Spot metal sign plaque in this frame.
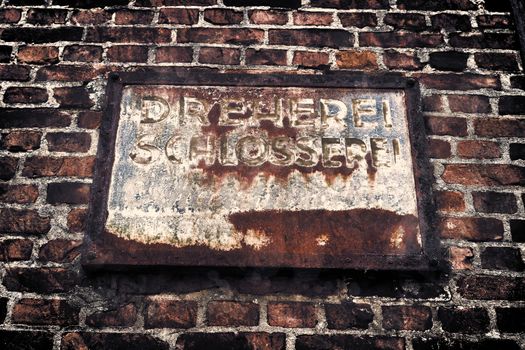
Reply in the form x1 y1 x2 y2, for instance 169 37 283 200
84 69 438 270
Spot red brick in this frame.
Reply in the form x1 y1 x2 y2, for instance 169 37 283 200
472 191 517 214
382 305 432 331
77 111 103 129
3 267 79 293
0 157 17 180
204 9 243 25
144 299 197 328
442 164 525 186
107 45 149 62
338 12 377 27
457 275 525 300
427 139 451 159
422 95 444 112
384 13 427 31
199 47 240 65
0 9 22 23
158 8 199 24
22 156 95 178
0 109 70 128
325 302 373 330
17 46 59 64
267 302 317 328
425 116 467 136
61 332 169 350
46 132 91 153
4 87 48 104
114 10 154 25
0 239 33 261
248 10 288 25
12 299 79 326
439 217 504 241
26 9 67 25
311 0 389 9
397 0 476 10
415 73 501 90
431 14 471 31
474 118 525 137
155 46 193 63
71 9 111 25
86 303 138 327
477 15 513 29
0 209 50 234
206 301 259 326
1 27 83 44
360 32 443 48
179 28 264 45
293 11 333 25
63 45 103 62
0 65 31 81
39 239 82 263
246 49 287 66
293 51 330 69
67 208 87 233
297 335 404 350
438 307 489 334
85 27 172 43
383 50 423 70
448 95 491 113
1 131 41 152
175 333 285 350
449 33 517 49
54 86 94 108
47 182 91 204
336 50 378 70
475 52 519 72
449 246 474 270
0 184 39 204
36 65 98 82
456 140 501 159
481 247 524 272
435 191 465 212
269 29 352 47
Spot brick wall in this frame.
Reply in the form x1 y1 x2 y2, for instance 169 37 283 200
0 0 524 349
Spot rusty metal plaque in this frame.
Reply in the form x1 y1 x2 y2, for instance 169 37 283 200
83 69 438 270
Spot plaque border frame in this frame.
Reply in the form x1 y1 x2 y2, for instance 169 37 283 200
82 68 441 271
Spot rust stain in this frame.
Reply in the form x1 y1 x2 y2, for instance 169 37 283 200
229 209 421 255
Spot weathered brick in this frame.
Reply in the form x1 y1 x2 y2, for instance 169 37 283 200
430 14 471 31
71 9 111 25
1 131 41 152
413 338 520 350
175 332 286 350
481 247 524 271
17 46 59 64
249 10 288 25
267 302 317 328
477 15 513 29
85 27 172 43
0 184 39 204
415 73 500 90
47 182 91 205
63 45 103 62
179 28 264 45
428 51 469 72
22 156 95 178
397 0 476 10
325 302 373 330
0 9 22 23
438 307 489 333
0 209 51 234
0 157 17 180
0 108 70 128
0 298 6 323
456 140 501 159
496 308 525 333
427 139 451 159
0 330 53 350
0 239 33 261
46 132 91 153
336 50 378 70
12 298 79 326
310 0 389 9
435 191 465 212
510 143 525 160
26 9 68 25
199 47 240 65
425 116 467 136
4 87 48 104
67 208 88 232
54 86 94 108
472 191 517 214
204 9 243 25
144 299 197 328
383 50 423 70
456 275 525 300
474 118 525 137
86 303 138 327
294 11 333 26
293 51 330 69
36 65 98 82
39 239 82 263
449 33 517 49
360 32 443 48
475 52 519 71
449 246 474 270
62 332 169 350
0 45 12 63
269 29 353 48
439 217 503 241
448 95 490 113
114 10 154 25
155 46 193 63
77 111 103 129
484 0 513 12
107 45 149 62
338 12 377 27
246 49 287 66
297 335 404 350
382 305 432 331
442 164 525 186
3 267 79 293
53 0 129 6
422 95 444 112
0 65 31 81
158 8 199 24
384 13 426 31
499 96 525 115
511 220 525 242
1 27 84 43
206 301 259 326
